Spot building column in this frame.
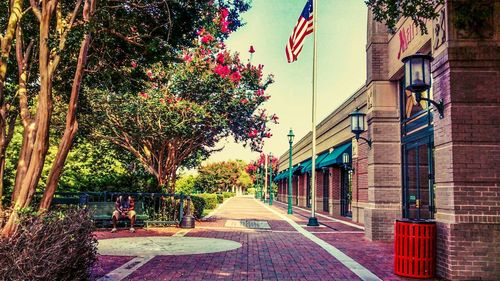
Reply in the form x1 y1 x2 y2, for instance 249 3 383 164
432 2 500 279
364 82 402 241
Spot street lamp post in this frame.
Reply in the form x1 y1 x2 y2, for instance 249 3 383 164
255 166 260 199
269 152 273 206
260 164 264 202
287 129 295 214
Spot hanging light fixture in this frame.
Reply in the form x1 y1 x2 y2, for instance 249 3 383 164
402 52 444 118
349 108 372 148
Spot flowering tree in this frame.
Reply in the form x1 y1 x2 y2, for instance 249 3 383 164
246 153 279 182
92 7 277 191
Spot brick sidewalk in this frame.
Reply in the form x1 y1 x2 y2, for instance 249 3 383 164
93 196 438 281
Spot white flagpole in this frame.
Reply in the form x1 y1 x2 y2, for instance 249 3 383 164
308 0 319 226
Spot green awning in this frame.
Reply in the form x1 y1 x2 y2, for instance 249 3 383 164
291 164 302 174
302 151 330 173
274 171 285 181
300 159 312 174
317 142 352 168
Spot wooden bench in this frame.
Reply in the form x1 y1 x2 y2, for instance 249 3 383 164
87 202 149 226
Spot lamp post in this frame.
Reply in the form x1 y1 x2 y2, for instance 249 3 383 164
255 165 260 199
269 152 273 205
260 164 264 202
402 52 443 118
349 108 372 148
287 129 295 214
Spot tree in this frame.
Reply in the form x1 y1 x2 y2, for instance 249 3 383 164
90 6 277 191
195 160 249 193
0 0 23 211
175 174 198 195
365 0 444 34
1 0 253 236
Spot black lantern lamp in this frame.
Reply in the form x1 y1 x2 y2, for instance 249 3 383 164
349 108 372 148
287 129 295 145
342 152 354 173
402 52 444 118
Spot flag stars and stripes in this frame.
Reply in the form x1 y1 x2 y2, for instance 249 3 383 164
285 0 314 63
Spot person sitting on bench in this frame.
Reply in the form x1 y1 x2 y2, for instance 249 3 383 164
111 194 136 233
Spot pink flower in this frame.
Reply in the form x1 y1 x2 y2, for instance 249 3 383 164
216 53 225 64
255 89 264 96
197 28 206 35
138 92 148 99
248 129 258 138
221 20 230 33
201 33 214 44
217 42 226 49
265 132 272 138
146 70 153 78
183 54 193 62
220 8 230 18
230 71 242 83
213 64 231 78
240 98 248 104
131 61 137 68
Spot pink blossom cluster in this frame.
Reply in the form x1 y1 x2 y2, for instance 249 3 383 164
220 8 230 33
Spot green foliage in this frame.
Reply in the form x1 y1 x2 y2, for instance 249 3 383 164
216 194 224 204
453 1 494 38
197 193 218 210
2 126 158 199
365 0 444 34
175 175 198 194
195 160 249 193
246 187 256 195
222 192 235 198
189 195 206 219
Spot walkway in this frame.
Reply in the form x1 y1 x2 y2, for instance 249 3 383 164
92 196 422 281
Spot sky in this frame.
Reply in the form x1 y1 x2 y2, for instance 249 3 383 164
204 0 368 165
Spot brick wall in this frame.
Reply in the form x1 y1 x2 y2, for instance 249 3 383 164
430 2 500 279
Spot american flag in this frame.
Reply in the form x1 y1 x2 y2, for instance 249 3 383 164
285 0 314 63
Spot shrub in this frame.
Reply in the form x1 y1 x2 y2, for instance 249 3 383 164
189 195 206 219
246 187 256 195
0 208 98 281
222 191 235 198
197 193 218 209
216 193 224 204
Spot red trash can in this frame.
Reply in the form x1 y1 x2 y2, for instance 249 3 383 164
394 219 436 279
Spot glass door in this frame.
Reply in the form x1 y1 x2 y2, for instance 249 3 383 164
306 173 311 208
402 137 435 219
323 171 329 212
340 169 352 217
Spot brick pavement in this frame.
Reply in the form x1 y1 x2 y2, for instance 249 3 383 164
94 196 440 281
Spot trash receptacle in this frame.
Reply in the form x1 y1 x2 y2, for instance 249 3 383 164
394 219 436 278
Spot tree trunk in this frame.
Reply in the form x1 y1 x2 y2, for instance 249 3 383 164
39 15 93 211
0 0 23 212
2 3 55 237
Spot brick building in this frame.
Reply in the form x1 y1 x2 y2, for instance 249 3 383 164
274 2 499 280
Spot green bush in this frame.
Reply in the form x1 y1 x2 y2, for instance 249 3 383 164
222 192 235 198
197 193 218 209
216 194 224 204
246 187 256 195
189 195 206 219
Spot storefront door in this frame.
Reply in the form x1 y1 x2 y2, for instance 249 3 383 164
402 137 435 219
340 169 352 217
306 173 311 208
323 172 329 212
400 79 436 219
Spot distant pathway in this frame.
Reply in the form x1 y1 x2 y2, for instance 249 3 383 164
93 196 418 281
